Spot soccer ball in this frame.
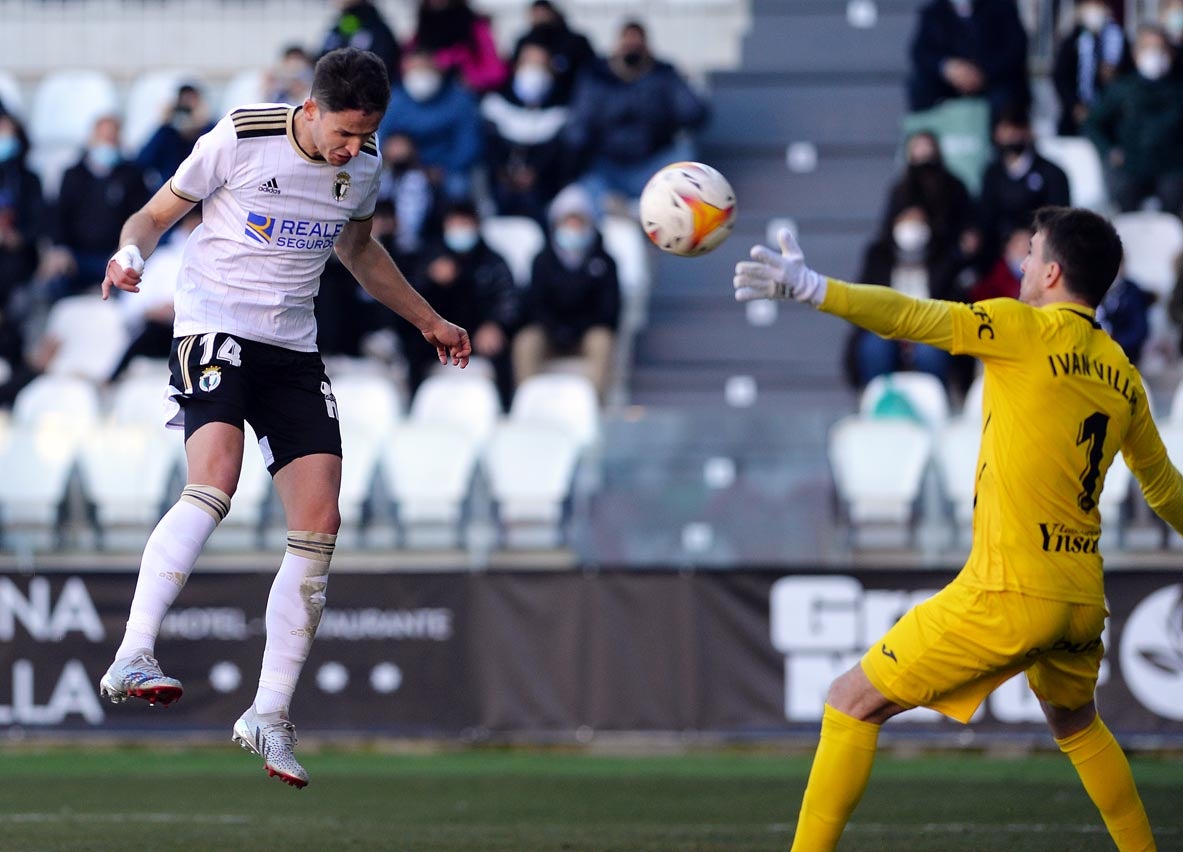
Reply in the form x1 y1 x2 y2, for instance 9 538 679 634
639 161 737 257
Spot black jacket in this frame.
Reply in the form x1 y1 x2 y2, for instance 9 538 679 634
321 1 402 84
978 152 1070 255
55 159 150 257
413 239 520 340
524 236 620 350
908 0 1030 113
1052 24 1131 136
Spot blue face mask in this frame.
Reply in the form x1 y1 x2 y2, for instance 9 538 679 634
444 226 479 254
0 135 18 163
554 225 594 254
88 143 121 171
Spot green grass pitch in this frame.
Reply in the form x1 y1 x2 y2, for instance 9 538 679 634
0 747 1179 851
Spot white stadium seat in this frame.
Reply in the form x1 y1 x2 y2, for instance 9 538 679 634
0 71 27 120
962 373 985 421
39 295 129 383
77 424 179 539
510 373 599 451
28 69 119 197
829 414 933 528
13 374 101 438
484 422 582 547
1036 136 1108 212
0 424 80 546
1112 212 1183 299
380 423 481 548
480 216 545 287
602 214 652 332
109 374 173 428
206 423 272 549
859 372 950 431
409 373 501 446
123 69 197 156
219 69 266 115
329 373 403 445
935 417 982 531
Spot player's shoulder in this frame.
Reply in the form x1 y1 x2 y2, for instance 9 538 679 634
229 102 291 140
360 133 378 158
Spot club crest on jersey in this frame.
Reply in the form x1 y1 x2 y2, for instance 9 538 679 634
332 171 351 202
244 212 275 244
198 366 222 392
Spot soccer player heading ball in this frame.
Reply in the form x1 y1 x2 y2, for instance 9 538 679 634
98 47 471 788
735 207 1182 851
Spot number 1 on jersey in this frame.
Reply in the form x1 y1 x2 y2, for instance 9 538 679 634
1076 411 1109 512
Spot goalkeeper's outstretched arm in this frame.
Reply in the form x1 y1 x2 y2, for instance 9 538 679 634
733 227 956 352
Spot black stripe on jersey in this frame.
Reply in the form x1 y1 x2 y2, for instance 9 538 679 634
236 126 287 139
233 117 287 129
231 106 288 120
169 179 200 203
360 135 378 156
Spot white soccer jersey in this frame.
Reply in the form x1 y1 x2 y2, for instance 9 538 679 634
169 103 381 352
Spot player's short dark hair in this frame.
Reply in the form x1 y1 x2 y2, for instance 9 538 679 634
312 47 390 115
1033 207 1123 308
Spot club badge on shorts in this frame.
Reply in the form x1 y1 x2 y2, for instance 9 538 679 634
333 171 351 202
199 365 222 392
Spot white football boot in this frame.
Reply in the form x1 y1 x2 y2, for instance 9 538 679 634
232 705 309 789
98 650 183 707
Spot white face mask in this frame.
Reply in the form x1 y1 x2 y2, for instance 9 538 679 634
1079 4 1110 33
403 69 442 102
1136 48 1171 80
893 221 931 253
513 65 553 105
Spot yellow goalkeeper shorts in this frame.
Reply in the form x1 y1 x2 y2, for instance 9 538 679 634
860 580 1107 723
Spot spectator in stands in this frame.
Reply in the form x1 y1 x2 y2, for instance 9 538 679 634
379 49 483 200
405 200 519 407
320 0 401 85
564 20 709 216
513 185 619 403
264 45 315 104
1084 25 1183 214
845 204 965 389
968 225 1026 301
410 0 508 95
135 84 215 191
0 304 25 408
1167 255 1183 352
377 132 441 258
43 116 149 300
1161 0 1183 55
0 113 45 312
511 0 597 105
1053 0 1130 136
882 131 980 266
109 208 201 381
481 38 570 222
1097 273 1153 364
978 107 1070 260
907 0 1031 114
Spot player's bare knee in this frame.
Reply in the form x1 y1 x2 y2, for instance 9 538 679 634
1042 698 1096 739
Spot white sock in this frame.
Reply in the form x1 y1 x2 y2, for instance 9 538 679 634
254 531 335 715
115 485 230 660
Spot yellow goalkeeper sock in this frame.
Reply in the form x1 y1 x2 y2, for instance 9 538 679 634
790 703 880 852
1057 715 1156 852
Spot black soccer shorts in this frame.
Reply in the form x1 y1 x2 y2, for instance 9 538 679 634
167 332 342 475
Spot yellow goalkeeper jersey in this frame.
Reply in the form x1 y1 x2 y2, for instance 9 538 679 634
822 282 1183 605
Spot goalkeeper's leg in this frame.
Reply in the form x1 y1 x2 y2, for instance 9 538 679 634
1047 700 1157 852
790 665 905 852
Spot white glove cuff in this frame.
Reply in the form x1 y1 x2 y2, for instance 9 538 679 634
112 245 144 275
797 268 828 306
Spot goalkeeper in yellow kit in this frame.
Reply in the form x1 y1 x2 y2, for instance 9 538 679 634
734 207 1183 852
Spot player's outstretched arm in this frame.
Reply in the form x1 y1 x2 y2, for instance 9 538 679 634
102 183 196 300
732 227 956 351
1124 408 1183 535
335 218 471 367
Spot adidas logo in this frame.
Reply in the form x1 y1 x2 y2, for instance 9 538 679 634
257 177 281 195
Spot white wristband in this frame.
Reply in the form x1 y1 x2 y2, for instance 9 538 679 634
112 245 144 274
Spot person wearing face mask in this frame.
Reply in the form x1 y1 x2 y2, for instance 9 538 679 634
377 133 441 257
563 20 708 216
513 185 620 403
908 0 1031 115
0 113 45 312
978 107 1069 262
406 200 520 407
46 115 149 300
264 45 316 105
135 83 216 191
1085 25 1183 214
409 0 508 95
379 49 482 201
511 1 596 105
481 39 570 222
1053 0 1131 135
844 203 966 389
